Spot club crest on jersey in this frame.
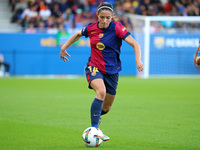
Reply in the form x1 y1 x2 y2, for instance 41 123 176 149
91 72 96 76
96 42 105 50
99 33 104 38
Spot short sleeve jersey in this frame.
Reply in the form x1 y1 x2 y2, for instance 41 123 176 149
82 21 130 75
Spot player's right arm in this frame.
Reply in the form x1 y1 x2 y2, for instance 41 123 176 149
124 35 143 72
60 30 83 62
194 44 200 66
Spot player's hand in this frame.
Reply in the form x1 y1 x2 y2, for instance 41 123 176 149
59 50 71 62
136 60 143 72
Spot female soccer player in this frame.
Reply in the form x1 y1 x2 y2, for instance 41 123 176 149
59 2 143 141
194 40 200 66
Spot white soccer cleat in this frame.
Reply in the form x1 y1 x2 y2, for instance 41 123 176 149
101 134 110 141
98 117 101 127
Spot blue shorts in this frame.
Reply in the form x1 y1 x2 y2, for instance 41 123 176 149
85 66 119 95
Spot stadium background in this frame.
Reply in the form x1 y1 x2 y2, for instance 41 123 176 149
0 1 200 149
0 0 200 76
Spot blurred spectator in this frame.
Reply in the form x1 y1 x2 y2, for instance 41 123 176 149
123 0 132 13
11 0 27 23
68 22 80 35
75 8 84 25
8 0 200 33
37 21 46 33
121 17 133 30
160 12 175 28
170 5 182 16
115 2 124 17
38 0 46 11
59 0 70 13
39 5 51 21
52 4 62 18
58 23 66 32
21 5 38 20
46 15 55 28
45 0 53 5
25 22 37 33
47 23 59 34
10 0 16 12
62 8 74 23
188 3 200 16
20 15 31 29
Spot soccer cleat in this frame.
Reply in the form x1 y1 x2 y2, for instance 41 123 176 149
98 117 101 127
101 134 110 141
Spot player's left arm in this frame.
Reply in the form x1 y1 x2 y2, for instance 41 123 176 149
60 30 83 62
124 35 143 72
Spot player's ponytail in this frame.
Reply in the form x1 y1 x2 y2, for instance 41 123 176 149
97 2 118 22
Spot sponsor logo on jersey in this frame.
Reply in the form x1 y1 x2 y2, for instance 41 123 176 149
96 42 105 50
99 33 104 38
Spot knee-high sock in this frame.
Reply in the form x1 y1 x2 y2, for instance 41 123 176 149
90 98 103 128
101 109 109 116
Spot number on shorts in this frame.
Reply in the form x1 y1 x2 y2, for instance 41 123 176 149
88 66 99 74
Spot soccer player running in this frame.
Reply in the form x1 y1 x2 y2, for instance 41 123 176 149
59 2 143 141
194 39 200 66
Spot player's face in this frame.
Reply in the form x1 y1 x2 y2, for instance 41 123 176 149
97 10 113 29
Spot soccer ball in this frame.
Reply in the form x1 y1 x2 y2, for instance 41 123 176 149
82 127 104 147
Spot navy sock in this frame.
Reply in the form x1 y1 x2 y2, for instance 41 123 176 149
101 109 108 116
90 98 103 128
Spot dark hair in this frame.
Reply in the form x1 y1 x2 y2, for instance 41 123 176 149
97 2 118 22
97 2 113 14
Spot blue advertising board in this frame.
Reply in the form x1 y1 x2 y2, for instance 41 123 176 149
0 32 199 76
150 34 200 75
0 33 136 76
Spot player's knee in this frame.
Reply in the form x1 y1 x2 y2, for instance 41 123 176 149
96 89 106 100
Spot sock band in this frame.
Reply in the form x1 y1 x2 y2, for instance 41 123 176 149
101 109 108 116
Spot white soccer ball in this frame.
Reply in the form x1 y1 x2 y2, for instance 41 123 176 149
82 127 104 147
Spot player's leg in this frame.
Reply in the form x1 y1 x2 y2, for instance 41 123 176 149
89 82 111 142
89 79 106 128
87 75 110 141
101 73 119 116
101 93 115 115
85 66 106 128
100 93 115 141
99 94 115 126
98 73 118 142
90 78 106 100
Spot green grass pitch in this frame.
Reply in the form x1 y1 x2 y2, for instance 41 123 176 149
0 76 200 150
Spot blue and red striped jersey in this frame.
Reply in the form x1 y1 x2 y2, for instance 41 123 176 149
82 21 130 75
